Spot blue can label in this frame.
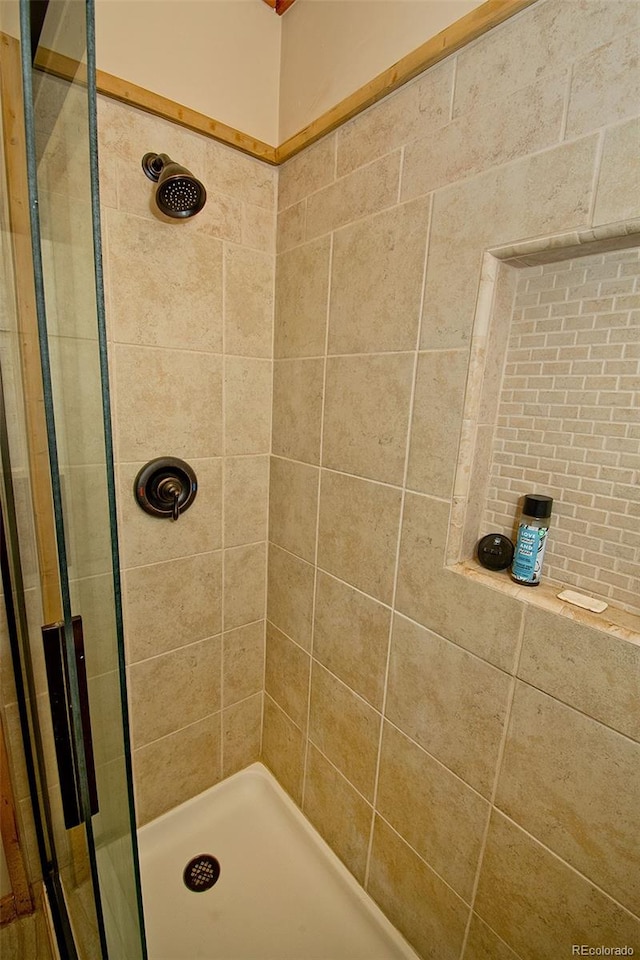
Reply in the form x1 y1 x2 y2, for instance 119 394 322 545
511 523 548 584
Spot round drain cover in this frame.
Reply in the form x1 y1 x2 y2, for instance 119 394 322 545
183 854 220 892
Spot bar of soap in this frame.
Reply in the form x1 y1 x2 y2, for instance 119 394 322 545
557 589 608 613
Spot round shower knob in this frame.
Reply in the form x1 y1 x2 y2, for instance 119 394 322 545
134 458 197 521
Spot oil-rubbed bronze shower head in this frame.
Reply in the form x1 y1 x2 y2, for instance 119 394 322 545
142 152 207 219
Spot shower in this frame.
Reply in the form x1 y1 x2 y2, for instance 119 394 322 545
141 151 207 218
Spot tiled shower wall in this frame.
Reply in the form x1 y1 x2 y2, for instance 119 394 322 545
265 2 640 960
97 100 275 824
484 247 640 614
90 1 640 958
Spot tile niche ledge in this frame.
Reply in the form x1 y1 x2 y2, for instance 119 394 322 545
451 559 640 647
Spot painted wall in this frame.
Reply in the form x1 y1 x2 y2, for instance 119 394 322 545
95 0 282 145
278 0 482 141
268 1 640 957
3 0 485 145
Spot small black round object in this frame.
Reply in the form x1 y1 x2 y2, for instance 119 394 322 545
477 533 514 571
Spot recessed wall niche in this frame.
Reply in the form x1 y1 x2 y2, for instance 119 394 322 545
449 227 640 617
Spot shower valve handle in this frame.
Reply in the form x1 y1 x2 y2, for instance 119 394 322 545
156 477 182 521
134 458 197 521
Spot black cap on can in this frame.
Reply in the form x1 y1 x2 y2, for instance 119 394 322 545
477 533 515 571
523 494 553 519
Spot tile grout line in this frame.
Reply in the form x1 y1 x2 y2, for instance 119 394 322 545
587 129 606 230
559 63 574 143
220 240 228 777
457 607 528 960
261 197 279 760
300 229 334 811
449 54 458 123
364 191 434 890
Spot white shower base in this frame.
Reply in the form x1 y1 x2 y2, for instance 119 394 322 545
138 762 419 960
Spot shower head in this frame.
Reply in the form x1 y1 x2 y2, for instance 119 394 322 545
142 152 207 219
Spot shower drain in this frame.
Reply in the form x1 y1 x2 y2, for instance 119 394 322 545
183 854 221 892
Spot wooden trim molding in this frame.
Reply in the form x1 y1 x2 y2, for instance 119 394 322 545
276 0 538 162
5 0 537 166
262 0 298 15
0 32 63 622
95 69 278 164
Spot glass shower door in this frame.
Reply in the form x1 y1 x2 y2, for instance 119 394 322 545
10 0 147 956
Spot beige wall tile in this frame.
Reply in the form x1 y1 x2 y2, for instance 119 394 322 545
308 663 381 800
267 544 315 649
386 614 511 796
594 118 640 226
367 816 469 960
88 671 129 766
0 909 53 960
402 72 566 200
566 31 640 139
322 354 414 485
189 190 244 244
106 210 222 351
306 151 401 240
223 542 266 630
114 345 223 461
134 713 221 825
3 703 30 802
224 358 271 456
119 457 222 568
278 134 336 211
224 456 269 548
269 457 319 562
48 338 106 465
224 245 274 358
318 471 402 604
377 722 489 901
124 551 222 663
463 915 522 960
261 694 305 804
453 0 638 119
60 465 113 578
274 237 331 358
272 359 324 464
474 812 640 960
407 350 468 498
421 136 598 351
242 203 275 255
204 141 276 210
129 634 221 748
328 198 429 355
396 494 522 671
223 620 265 707
222 693 262 778
302 744 373 884
518 606 640 741
277 201 306 254
265 622 310 729
496 682 640 914
336 62 453 178
313 571 391 710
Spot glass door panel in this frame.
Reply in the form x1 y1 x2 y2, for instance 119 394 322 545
16 0 147 956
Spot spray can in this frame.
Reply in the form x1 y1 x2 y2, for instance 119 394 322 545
511 494 553 586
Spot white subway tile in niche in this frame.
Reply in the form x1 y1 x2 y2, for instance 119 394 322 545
449 233 640 618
